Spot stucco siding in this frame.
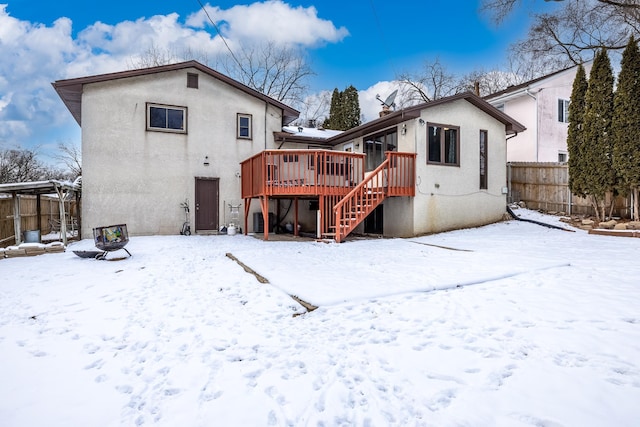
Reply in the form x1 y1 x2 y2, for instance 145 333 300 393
411 100 507 234
81 67 282 238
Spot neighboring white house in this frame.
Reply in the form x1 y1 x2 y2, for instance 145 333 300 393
484 62 592 163
53 61 525 241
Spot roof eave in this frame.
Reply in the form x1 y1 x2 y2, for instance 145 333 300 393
52 60 300 127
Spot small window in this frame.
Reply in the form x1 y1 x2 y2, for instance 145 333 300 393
480 130 488 189
558 152 568 163
146 103 187 133
187 73 199 89
428 123 459 166
237 113 252 139
558 99 570 123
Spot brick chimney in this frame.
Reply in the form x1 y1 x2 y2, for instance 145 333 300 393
379 105 392 117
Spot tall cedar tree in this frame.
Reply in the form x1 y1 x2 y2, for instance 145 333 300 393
612 36 640 221
582 49 615 222
324 86 361 131
324 88 342 130
567 64 588 197
341 85 362 129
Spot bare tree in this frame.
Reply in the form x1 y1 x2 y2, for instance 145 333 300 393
482 0 640 67
397 57 466 103
128 43 213 69
52 141 82 180
0 149 45 183
219 41 315 106
292 91 331 128
130 41 314 107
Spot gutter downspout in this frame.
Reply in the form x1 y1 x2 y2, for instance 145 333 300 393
265 101 269 150
525 88 538 162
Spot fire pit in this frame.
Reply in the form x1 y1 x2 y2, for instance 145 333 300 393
73 224 131 260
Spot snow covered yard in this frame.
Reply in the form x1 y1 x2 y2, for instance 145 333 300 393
1 211 639 426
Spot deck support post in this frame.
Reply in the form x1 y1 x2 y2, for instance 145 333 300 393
243 198 251 235
260 196 270 240
294 197 299 237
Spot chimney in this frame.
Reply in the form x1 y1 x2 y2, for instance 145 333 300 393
474 81 480 96
379 105 392 118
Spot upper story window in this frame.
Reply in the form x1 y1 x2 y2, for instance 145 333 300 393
428 123 459 166
237 113 252 139
558 99 570 123
147 103 187 133
187 73 199 89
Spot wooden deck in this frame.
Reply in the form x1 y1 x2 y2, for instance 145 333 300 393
241 150 416 242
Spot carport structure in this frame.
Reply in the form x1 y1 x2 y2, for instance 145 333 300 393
0 179 81 246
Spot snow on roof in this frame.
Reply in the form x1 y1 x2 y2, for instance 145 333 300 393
282 126 343 139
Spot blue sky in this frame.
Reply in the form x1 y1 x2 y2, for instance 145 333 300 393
0 0 559 165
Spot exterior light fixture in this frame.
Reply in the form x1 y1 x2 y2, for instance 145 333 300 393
204 156 210 166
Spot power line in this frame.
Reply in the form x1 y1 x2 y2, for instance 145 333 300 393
195 0 249 81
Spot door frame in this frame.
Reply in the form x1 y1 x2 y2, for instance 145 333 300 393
194 177 219 232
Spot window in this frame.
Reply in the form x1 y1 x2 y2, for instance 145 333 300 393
428 123 459 166
558 152 568 163
237 113 252 139
146 103 187 133
479 130 488 189
558 99 570 123
363 128 397 171
187 73 199 89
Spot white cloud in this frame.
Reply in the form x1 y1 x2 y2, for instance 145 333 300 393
187 1 349 47
0 2 348 160
358 81 410 123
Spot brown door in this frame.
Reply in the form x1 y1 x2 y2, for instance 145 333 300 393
195 178 219 232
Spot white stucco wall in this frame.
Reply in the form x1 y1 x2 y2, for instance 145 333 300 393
343 99 509 237
502 95 537 162
81 67 284 238
488 64 592 163
410 100 508 234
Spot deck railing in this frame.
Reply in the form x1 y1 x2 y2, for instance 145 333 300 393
241 150 366 198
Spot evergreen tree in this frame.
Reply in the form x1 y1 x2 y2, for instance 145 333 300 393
612 36 640 221
324 86 361 131
582 49 615 222
324 88 342 130
342 85 362 129
567 64 588 198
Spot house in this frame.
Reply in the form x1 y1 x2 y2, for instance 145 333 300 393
242 92 525 242
53 61 297 239
53 61 525 242
484 62 592 163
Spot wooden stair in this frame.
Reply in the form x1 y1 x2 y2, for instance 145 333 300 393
331 158 390 243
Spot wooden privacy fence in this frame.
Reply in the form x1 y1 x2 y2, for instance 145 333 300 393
507 162 630 217
0 195 78 247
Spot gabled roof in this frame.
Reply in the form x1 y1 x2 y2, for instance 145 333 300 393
484 61 593 102
316 92 525 146
52 60 300 126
